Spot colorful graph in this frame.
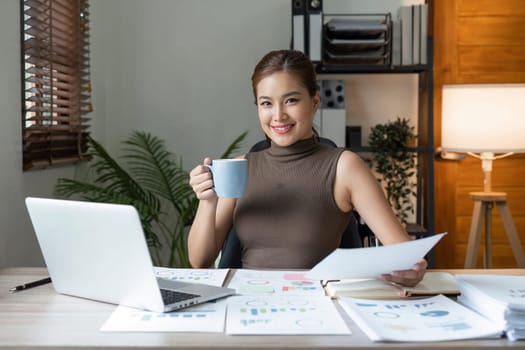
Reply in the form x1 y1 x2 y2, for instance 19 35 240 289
226 296 350 335
229 270 325 296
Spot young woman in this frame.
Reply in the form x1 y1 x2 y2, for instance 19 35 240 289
188 49 426 287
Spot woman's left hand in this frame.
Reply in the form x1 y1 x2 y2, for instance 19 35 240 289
380 259 428 287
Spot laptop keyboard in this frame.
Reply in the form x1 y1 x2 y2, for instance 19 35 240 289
160 288 200 304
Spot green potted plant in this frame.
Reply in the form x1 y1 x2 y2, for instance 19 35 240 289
367 117 417 224
54 130 247 267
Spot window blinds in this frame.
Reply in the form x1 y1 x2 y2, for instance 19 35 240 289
21 0 92 171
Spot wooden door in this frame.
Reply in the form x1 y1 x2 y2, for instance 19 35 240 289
433 0 525 267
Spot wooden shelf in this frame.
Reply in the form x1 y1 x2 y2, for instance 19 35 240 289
316 64 431 75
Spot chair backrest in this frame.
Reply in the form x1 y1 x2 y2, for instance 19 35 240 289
217 137 363 268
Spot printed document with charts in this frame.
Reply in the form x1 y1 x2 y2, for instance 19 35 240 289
227 269 325 297
339 294 503 342
101 268 230 332
225 269 350 335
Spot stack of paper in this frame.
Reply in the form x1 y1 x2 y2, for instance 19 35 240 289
455 274 525 341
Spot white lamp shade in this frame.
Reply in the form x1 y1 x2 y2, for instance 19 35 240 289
441 84 525 153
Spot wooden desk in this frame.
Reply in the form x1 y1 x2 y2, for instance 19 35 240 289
0 267 523 350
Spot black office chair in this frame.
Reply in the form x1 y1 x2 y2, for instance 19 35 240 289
217 137 365 268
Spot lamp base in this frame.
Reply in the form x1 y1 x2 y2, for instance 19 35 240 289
464 192 525 268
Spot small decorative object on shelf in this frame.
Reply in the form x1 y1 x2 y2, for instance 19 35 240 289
319 80 345 109
316 80 346 147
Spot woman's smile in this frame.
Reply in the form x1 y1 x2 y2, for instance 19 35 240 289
271 124 294 134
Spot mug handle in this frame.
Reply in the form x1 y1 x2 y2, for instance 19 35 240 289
204 164 215 192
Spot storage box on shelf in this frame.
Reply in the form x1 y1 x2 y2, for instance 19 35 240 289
322 14 392 66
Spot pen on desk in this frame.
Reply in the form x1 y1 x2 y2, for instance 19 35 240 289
9 277 52 292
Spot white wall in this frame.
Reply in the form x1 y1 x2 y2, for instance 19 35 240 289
0 0 81 267
89 0 284 165
0 0 418 267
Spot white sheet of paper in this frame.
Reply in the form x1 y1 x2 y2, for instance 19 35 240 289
153 267 229 287
339 294 502 342
225 295 350 335
100 299 227 333
228 270 325 296
308 233 446 280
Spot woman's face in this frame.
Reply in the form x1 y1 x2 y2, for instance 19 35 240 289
255 71 320 147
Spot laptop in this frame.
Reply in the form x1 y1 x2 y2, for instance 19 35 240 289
25 197 235 313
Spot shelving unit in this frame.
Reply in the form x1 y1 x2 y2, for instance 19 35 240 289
291 1 435 264
317 42 435 267
324 65 434 264
317 61 434 240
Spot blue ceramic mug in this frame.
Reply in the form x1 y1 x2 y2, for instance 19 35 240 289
206 159 248 198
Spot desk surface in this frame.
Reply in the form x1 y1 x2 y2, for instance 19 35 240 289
0 267 524 350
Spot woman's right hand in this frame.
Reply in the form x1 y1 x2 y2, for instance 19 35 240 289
189 157 217 201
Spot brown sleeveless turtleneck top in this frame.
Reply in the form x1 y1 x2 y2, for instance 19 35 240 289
233 137 351 269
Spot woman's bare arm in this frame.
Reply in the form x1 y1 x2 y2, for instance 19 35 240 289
187 158 237 267
334 151 426 287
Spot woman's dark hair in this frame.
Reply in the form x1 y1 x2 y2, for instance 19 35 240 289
251 49 319 104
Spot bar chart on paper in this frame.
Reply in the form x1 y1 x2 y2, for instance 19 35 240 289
225 295 350 335
100 300 227 332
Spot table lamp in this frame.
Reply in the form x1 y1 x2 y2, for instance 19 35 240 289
440 84 525 268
